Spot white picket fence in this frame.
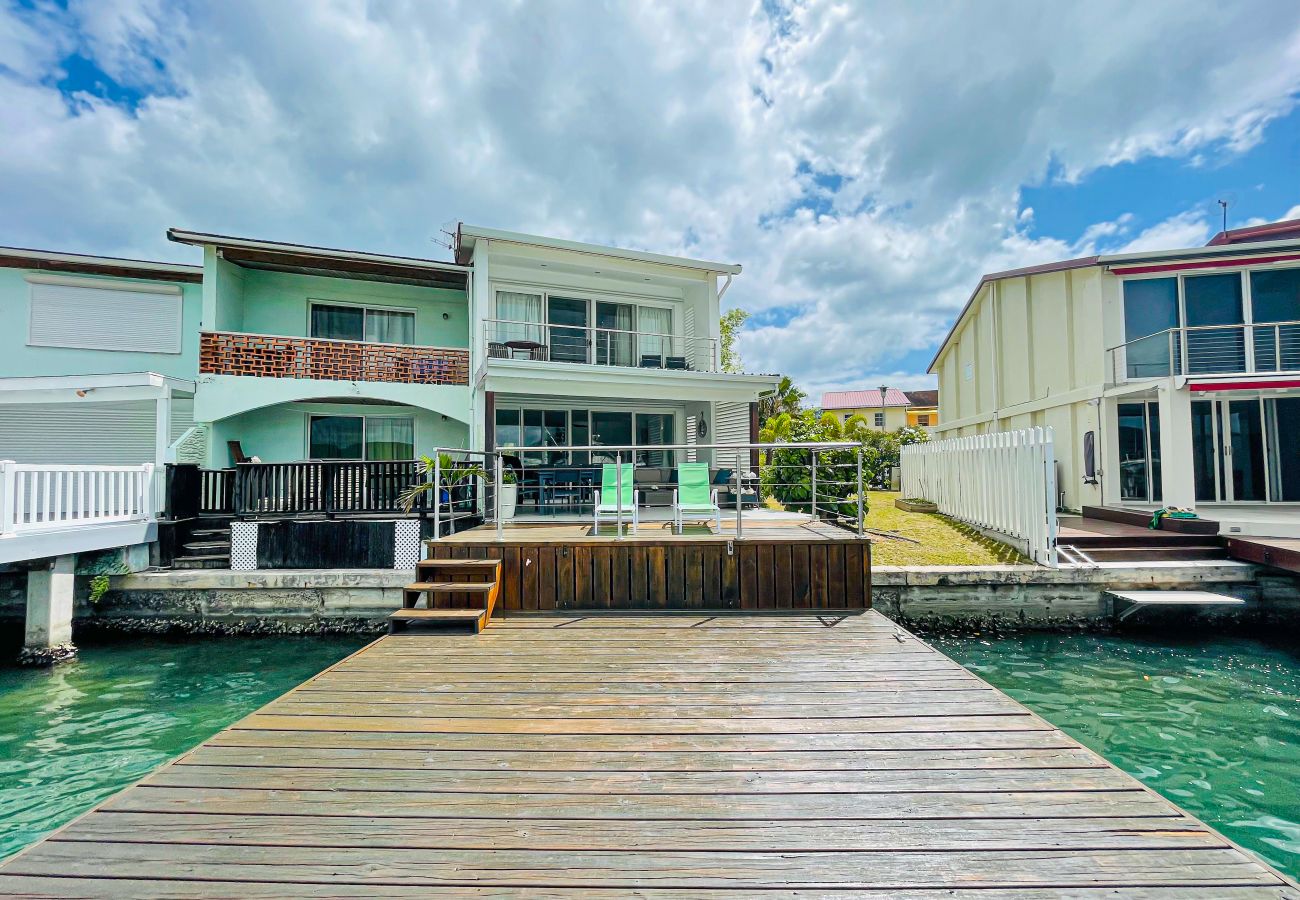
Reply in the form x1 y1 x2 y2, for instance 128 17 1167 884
0 462 156 536
901 427 1058 565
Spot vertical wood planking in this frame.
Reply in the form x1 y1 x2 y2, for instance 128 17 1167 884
555 547 574 610
572 546 592 608
646 546 666 609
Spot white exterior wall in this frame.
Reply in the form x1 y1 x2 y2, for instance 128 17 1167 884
932 265 1113 511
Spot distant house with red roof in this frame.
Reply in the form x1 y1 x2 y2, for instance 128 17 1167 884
820 387 938 432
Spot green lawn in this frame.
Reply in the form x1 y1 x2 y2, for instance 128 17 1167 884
862 491 1029 566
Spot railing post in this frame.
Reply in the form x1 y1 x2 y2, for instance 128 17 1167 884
494 452 504 542
856 448 864 538
734 449 744 540
615 450 625 541
323 463 336 520
433 453 443 539
0 461 14 537
810 449 817 521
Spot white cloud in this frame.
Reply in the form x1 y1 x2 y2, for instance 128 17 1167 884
2 0 1300 395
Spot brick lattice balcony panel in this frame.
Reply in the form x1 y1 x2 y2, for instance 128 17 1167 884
200 332 469 385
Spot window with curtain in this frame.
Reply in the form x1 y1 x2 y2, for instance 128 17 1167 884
638 306 672 363
365 417 415 460
495 291 544 343
310 303 415 345
309 416 364 459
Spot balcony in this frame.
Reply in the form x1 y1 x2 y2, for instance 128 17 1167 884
483 319 718 373
200 331 469 386
1108 321 1300 382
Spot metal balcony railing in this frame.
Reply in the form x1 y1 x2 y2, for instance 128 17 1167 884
483 319 719 372
200 331 470 385
1107 320 1300 382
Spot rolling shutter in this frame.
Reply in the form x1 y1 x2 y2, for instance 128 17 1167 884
28 277 182 354
0 401 157 465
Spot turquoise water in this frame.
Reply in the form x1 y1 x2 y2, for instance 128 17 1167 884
938 632 1300 876
0 634 369 860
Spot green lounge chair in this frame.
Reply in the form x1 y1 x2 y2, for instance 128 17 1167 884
673 462 721 534
593 463 639 534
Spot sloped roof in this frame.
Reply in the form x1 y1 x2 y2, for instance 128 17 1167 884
1207 216 1300 246
821 388 911 409
904 389 938 407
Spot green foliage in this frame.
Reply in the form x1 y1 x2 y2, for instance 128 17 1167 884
758 375 806 421
398 453 486 513
88 574 111 606
719 309 749 373
757 411 932 522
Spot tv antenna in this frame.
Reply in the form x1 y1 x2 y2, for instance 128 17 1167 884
430 220 458 254
1217 198 1229 234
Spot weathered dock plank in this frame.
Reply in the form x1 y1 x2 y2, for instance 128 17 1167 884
1 611 1295 897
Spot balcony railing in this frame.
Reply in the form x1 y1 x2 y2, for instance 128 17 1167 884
483 319 718 373
200 331 469 385
1107 321 1300 382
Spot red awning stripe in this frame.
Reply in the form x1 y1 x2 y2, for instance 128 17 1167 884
1189 378 1300 392
1109 252 1300 276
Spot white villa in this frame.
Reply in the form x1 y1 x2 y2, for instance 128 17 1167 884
929 216 1300 537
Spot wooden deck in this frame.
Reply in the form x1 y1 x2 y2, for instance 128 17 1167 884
431 521 872 612
1 613 1295 897
1227 535 1300 574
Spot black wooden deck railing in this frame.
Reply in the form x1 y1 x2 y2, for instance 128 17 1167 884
231 460 476 518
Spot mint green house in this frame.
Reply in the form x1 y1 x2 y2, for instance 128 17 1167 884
167 230 473 468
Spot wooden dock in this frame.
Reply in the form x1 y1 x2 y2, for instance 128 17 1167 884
1 612 1296 897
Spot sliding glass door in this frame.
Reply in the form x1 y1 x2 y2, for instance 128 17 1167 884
547 297 589 363
1190 398 1271 502
595 302 635 367
1117 402 1161 502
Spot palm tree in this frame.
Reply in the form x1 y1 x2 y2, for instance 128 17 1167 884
398 453 486 513
759 375 806 421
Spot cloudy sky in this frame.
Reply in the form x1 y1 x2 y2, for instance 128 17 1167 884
3 1 1300 398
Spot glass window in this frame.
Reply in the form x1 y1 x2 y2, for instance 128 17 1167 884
309 416 364 459
495 408 521 450
1117 402 1150 502
494 291 544 344
1251 269 1300 323
1184 274 1245 374
1122 278 1178 378
310 304 365 342
635 413 674 467
591 411 633 463
365 417 414 460
873 412 885 427
917 414 931 426
1191 400 1218 502
365 309 415 344
571 410 590 465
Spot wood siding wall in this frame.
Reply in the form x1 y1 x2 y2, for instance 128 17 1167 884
427 539 871 611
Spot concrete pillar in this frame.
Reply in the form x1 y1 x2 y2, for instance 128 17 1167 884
1157 380 1196 509
21 554 77 665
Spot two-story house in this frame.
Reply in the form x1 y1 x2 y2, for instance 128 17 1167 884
928 217 1300 536
0 227 776 519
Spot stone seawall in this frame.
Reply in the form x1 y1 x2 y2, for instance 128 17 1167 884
1 562 1296 636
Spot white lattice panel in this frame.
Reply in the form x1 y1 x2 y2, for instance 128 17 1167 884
394 520 421 569
230 522 259 571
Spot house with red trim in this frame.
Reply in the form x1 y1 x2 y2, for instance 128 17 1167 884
928 217 1300 536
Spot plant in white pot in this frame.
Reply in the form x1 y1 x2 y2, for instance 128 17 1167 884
498 468 518 519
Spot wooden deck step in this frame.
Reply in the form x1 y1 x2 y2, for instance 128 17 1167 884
404 582 494 594
388 607 488 633
417 559 501 569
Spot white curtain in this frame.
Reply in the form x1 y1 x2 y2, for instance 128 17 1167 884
365 310 415 345
638 306 672 361
496 291 544 343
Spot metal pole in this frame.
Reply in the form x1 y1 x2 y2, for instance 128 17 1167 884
433 453 441 539
856 448 864 538
494 452 503 542
615 449 624 540
734 448 744 540
810 448 817 521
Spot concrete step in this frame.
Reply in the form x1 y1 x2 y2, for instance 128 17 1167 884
1081 545 1228 563
183 540 231 553
172 555 231 570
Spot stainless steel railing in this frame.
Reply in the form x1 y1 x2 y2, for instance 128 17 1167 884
483 319 719 372
1106 320 1300 382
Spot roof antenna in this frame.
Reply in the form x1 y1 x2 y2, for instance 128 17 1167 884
1218 198 1230 234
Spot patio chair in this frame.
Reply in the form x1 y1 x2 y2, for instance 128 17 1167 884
672 462 722 534
593 463 639 535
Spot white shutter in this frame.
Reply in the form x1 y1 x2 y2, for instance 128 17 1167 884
0 401 157 465
28 277 182 354
715 401 751 445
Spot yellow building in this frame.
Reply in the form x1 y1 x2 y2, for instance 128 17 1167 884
820 388 938 432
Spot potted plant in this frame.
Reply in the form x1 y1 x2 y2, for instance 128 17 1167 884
499 468 518 519
399 453 486 513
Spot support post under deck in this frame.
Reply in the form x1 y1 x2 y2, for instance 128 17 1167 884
21 554 77 665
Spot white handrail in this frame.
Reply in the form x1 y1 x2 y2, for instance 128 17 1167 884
901 428 1057 566
0 461 156 537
